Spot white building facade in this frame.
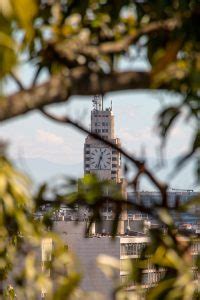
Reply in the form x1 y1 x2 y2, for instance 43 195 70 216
84 95 122 183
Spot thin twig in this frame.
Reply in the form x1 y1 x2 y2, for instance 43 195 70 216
10 71 25 90
32 66 42 86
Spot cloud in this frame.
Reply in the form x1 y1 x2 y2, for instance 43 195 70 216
118 127 154 143
37 129 64 145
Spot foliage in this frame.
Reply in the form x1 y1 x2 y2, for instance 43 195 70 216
0 0 199 173
0 0 199 299
0 151 86 299
34 174 200 299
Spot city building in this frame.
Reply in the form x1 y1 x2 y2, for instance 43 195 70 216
40 96 200 299
84 95 122 183
51 221 161 299
41 221 199 299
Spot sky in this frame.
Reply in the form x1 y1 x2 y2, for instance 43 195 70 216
0 49 198 191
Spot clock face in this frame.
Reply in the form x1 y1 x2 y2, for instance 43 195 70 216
90 148 111 170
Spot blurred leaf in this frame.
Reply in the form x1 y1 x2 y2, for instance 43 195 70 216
53 273 81 299
147 278 175 300
181 195 200 210
157 208 173 226
0 173 7 194
11 0 38 42
152 39 182 77
97 254 120 279
0 32 17 78
0 0 13 18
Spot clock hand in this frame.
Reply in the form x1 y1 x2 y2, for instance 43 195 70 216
97 155 101 168
98 152 103 168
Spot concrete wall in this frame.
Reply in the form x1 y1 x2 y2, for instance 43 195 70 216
54 221 120 300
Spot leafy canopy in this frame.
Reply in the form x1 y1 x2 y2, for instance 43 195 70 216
0 1 199 299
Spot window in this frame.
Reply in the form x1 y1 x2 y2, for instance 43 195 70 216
98 129 101 133
112 150 117 154
102 122 105 126
86 158 90 161
142 273 149 285
111 170 116 174
85 144 90 148
86 151 90 154
112 157 117 161
120 243 147 256
85 164 90 168
112 164 117 168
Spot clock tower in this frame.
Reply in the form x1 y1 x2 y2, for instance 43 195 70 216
84 95 122 183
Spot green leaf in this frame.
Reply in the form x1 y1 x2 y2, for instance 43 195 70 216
0 32 17 78
97 254 120 279
11 0 38 42
147 278 175 300
0 173 7 195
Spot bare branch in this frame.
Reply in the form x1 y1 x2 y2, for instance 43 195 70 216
0 69 150 122
32 66 43 86
62 18 180 60
0 18 181 123
51 18 181 66
40 108 168 204
10 71 25 90
93 18 180 55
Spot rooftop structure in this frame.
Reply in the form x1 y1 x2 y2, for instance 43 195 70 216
40 221 200 299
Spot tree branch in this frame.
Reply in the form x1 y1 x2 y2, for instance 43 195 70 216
52 18 180 62
40 108 168 205
45 18 181 72
0 69 150 122
32 66 43 86
99 18 180 55
10 71 25 90
0 18 181 123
